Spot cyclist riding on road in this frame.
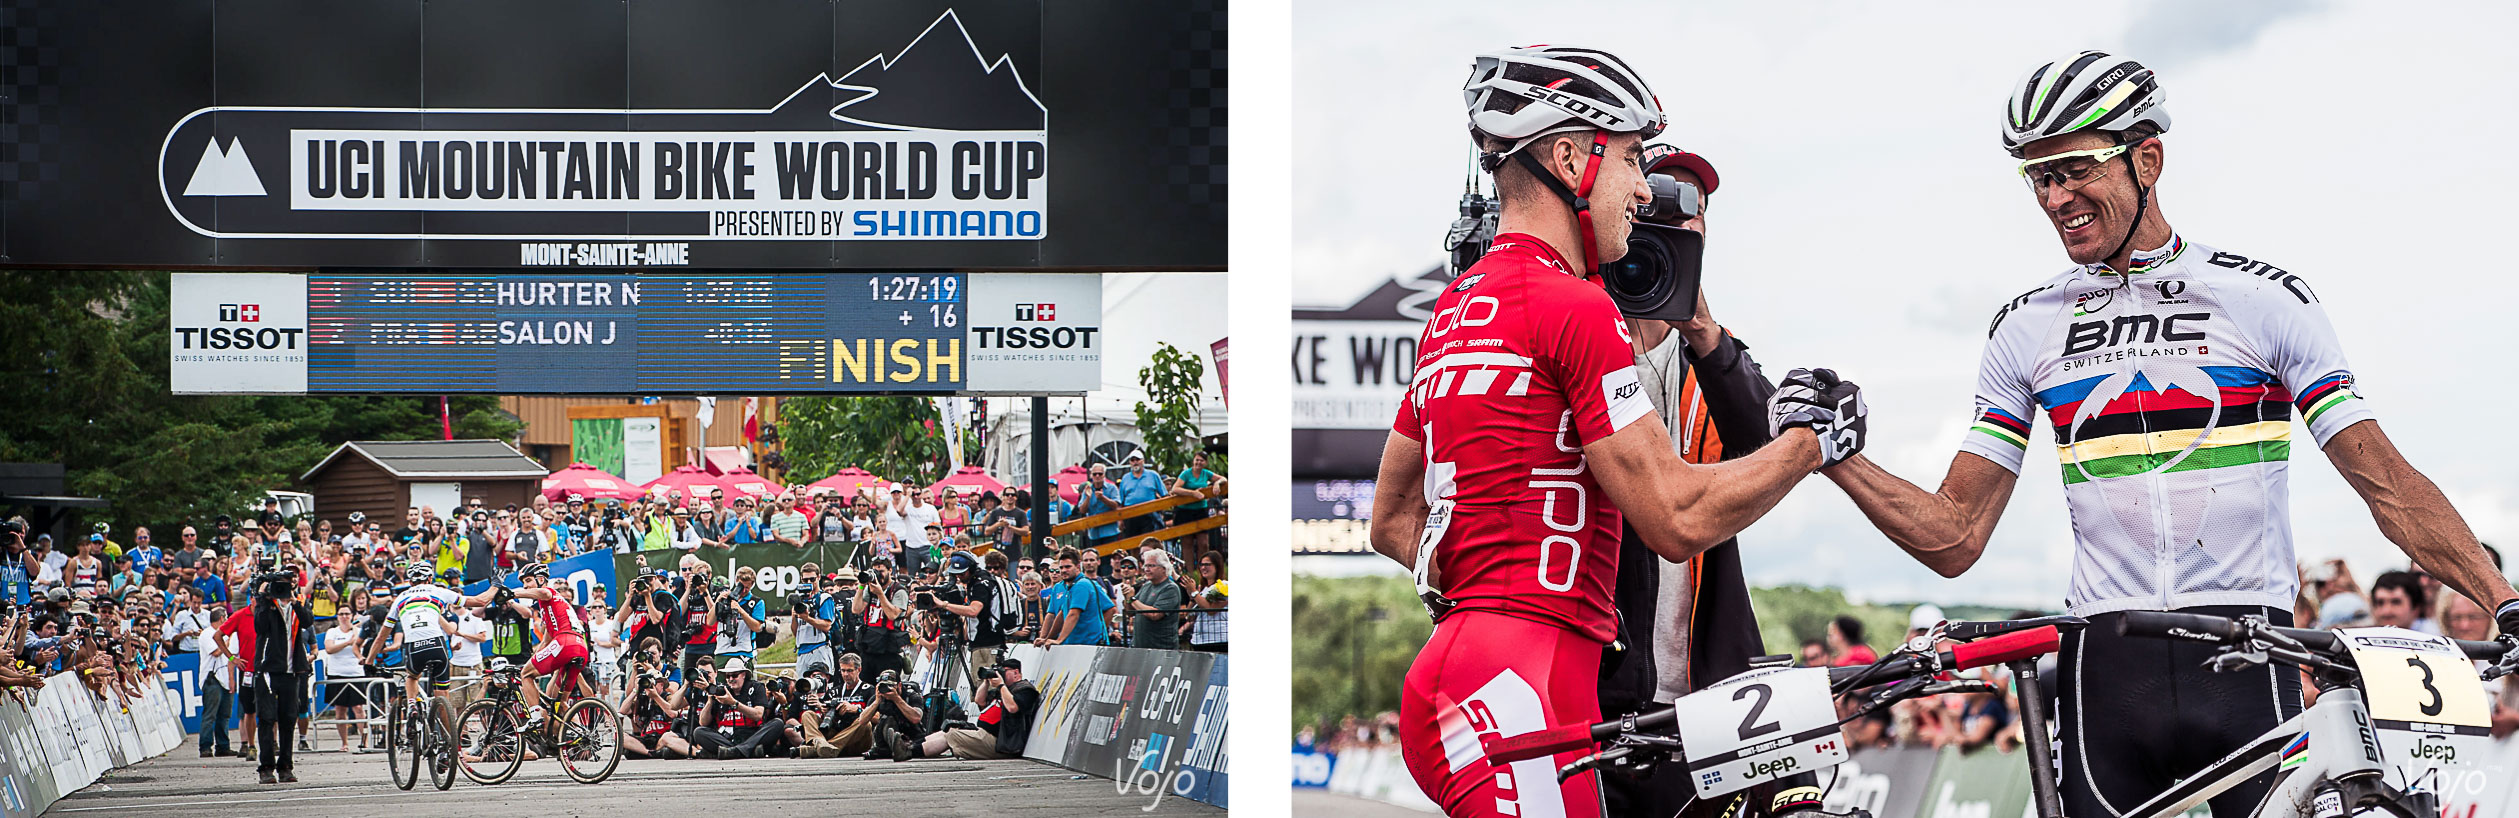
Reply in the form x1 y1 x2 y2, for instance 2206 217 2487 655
367 563 463 732
1368 43 1869 818
1816 51 2519 818
511 561 592 728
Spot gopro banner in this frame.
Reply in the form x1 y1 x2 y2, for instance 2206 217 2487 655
0 0 1224 270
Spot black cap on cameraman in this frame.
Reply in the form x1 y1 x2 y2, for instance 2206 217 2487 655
998 657 1021 672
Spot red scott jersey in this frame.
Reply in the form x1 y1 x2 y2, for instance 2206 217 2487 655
1395 234 1654 644
534 593 586 642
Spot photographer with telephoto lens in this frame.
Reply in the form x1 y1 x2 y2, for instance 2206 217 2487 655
918 657 1040 760
860 667 928 762
619 639 695 759
850 562 911 679
792 563 838 676
816 652 881 757
687 656 783 759
711 566 770 666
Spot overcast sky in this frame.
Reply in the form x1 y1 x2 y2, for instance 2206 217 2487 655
1294 0 2519 608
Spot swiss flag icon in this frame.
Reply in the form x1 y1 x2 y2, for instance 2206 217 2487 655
1036 303 1055 321
219 304 261 322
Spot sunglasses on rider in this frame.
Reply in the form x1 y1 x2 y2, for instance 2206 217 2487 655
2016 142 2139 194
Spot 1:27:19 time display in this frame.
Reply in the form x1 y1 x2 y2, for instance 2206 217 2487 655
867 275 961 302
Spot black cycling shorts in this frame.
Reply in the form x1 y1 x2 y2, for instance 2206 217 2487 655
2057 605 2302 818
404 640 453 693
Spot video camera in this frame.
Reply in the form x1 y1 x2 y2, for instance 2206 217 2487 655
1443 165 1706 322
910 583 951 610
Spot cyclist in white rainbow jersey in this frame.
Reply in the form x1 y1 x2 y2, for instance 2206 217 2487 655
1818 51 2519 818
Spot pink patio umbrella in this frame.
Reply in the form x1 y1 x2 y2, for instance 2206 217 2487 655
640 465 733 507
804 467 887 498
928 465 1009 502
541 463 645 503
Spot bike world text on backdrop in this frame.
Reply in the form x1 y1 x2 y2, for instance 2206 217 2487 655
0 0 1226 271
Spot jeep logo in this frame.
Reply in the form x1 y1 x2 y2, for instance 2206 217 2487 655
1748 756 1800 778
2411 737 2458 763
2063 312 2208 355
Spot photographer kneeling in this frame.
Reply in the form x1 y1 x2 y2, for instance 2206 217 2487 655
851 668 929 762
619 640 695 759
689 656 785 759
918 658 1039 760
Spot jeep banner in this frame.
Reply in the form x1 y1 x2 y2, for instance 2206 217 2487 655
0 0 1224 270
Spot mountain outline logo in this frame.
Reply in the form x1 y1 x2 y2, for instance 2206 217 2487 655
156 7 1049 244
182 136 267 197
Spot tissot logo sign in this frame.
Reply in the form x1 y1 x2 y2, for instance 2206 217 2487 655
170 274 308 394
966 274 1101 393
156 10 1046 259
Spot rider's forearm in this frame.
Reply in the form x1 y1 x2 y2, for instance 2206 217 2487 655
1823 455 1990 578
1619 429 1820 563
2350 455 2516 610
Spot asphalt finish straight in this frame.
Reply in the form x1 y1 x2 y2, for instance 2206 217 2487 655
51 743 1223 817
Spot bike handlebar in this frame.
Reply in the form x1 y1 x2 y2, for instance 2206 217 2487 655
1481 625 2062 765
2117 610 2510 661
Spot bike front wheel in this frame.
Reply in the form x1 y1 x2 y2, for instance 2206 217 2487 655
456 699 524 785
387 701 419 790
555 698 623 784
428 696 459 790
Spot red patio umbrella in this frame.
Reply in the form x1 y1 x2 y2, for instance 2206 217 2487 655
717 466 785 502
928 465 1009 501
804 467 887 498
541 463 644 503
641 465 732 507
1051 464 1090 506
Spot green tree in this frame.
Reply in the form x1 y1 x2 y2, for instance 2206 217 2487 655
1291 574 1433 731
1132 342 1207 472
0 272 521 536
777 396 950 486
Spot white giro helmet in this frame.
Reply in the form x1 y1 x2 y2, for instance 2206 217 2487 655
1464 45 1666 163
2000 51 2170 157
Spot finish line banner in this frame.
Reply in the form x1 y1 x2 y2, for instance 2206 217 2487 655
0 0 1224 270
168 271 1101 395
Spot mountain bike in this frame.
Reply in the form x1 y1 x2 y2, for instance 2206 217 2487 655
382 681 458 791
2080 611 2518 818
1487 618 2077 813
456 657 623 785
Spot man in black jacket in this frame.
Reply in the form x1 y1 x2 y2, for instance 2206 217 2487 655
1598 145 1828 818
249 571 315 783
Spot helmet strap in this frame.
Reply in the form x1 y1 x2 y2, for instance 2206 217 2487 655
2101 137 2153 275
1508 130 1611 274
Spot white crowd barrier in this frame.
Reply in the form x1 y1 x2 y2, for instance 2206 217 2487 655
0 672 186 818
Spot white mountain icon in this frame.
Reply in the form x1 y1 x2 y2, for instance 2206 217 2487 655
183 136 267 197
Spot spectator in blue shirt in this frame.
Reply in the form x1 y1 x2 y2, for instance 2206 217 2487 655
1080 466 1123 548
129 527 164 572
1115 453 1169 542
193 567 230 604
1053 549 1114 647
722 498 766 545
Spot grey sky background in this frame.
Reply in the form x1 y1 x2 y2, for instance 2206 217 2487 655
1293 1 2519 607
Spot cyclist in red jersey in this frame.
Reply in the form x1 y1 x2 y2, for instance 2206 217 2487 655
1370 45 1871 818
491 562 586 729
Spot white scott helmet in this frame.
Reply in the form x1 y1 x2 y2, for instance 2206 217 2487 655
2000 51 2170 157
1463 45 1666 163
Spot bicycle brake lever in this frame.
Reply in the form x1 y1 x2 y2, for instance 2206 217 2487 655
1557 750 1609 782
2208 648 2268 672
1918 680 1994 696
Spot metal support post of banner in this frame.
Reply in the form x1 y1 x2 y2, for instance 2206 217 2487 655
1031 395 1051 565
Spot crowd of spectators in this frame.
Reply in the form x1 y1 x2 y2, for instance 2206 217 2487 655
0 450 1226 766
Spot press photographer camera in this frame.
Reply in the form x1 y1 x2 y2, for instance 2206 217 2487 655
861 668 930 762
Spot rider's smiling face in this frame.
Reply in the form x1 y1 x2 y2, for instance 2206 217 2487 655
2022 131 2163 266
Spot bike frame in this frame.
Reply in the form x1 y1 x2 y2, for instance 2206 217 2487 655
2051 688 2386 818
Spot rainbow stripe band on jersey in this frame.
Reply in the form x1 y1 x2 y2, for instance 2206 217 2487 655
1972 407 2033 450
2295 372 2358 424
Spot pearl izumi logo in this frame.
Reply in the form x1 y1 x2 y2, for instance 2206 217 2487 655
157 9 1047 256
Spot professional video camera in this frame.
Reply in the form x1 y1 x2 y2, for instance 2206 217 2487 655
1597 172 1705 321
1441 162 1706 321
909 584 951 610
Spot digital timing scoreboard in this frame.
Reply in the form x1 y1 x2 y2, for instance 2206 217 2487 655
167 272 1100 395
